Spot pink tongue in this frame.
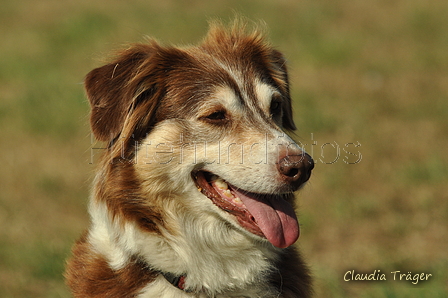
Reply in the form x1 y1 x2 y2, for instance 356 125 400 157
233 189 300 248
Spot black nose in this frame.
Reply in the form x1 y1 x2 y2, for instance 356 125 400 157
277 152 314 190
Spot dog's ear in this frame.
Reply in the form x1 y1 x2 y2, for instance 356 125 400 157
85 43 162 142
270 50 296 131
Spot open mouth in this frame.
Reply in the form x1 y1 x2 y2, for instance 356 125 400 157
193 171 300 248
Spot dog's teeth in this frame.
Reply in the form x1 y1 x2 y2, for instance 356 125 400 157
214 178 229 190
223 189 233 198
233 197 242 204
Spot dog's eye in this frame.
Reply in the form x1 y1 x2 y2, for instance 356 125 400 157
207 111 226 120
270 100 282 116
202 110 228 123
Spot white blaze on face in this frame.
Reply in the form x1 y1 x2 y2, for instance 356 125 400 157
192 82 299 194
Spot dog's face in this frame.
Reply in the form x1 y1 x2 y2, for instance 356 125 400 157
86 26 313 249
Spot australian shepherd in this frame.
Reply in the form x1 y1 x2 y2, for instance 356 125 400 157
65 22 314 298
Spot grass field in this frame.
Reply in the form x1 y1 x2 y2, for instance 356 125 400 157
1 0 447 297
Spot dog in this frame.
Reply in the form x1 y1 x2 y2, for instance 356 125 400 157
65 22 314 298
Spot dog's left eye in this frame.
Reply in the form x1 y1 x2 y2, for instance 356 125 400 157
270 100 282 116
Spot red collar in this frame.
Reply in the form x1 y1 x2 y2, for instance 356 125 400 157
161 272 188 291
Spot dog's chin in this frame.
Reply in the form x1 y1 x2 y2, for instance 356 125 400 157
192 171 300 248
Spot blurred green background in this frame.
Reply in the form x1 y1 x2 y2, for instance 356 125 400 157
1 0 447 297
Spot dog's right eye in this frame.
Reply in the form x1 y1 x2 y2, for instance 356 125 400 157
202 110 228 123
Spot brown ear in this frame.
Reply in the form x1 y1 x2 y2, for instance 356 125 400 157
270 50 296 131
85 43 161 142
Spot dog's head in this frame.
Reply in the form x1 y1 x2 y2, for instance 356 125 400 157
86 24 313 249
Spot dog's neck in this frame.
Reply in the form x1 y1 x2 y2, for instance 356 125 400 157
87 197 283 296
159 272 188 292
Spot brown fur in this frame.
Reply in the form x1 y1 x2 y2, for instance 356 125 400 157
65 22 313 297
66 233 157 297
